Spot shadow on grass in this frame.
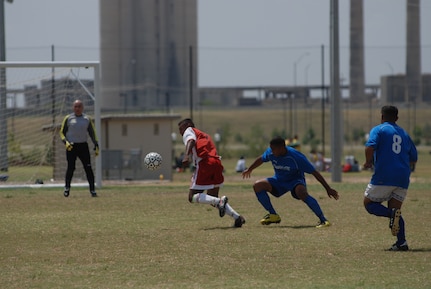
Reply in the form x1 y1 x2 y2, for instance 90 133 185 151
383 247 431 252
202 226 243 231
262 224 317 229
202 224 317 230
405 248 431 252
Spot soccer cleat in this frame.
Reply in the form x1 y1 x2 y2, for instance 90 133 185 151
260 213 281 225
218 196 228 217
316 220 331 228
389 208 401 236
90 191 98 197
64 188 70 197
388 241 409 251
234 215 246 228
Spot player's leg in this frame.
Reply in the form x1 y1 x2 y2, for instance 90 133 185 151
189 188 227 217
207 186 243 225
388 192 408 250
190 159 229 217
207 187 228 218
293 184 328 226
254 178 281 224
77 143 96 196
64 149 77 197
363 184 392 217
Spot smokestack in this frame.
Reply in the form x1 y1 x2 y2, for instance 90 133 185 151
349 0 365 103
406 0 421 103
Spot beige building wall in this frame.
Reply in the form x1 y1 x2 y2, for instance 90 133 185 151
101 114 180 181
53 115 181 182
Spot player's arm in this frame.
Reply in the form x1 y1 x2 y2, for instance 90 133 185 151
59 115 69 143
182 139 195 166
242 156 263 179
363 146 374 169
87 117 99 156
59 115 74 151
87 117 98 145
311 170 339 200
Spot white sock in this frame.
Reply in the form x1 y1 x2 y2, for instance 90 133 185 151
192 193 218 206
225 203 240 219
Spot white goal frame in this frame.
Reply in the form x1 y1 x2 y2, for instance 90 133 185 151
0 61 102 188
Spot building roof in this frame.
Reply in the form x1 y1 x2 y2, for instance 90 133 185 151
101 114 182 121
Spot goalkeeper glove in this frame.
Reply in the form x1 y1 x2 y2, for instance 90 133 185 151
94 143 99 157
65 141 73 151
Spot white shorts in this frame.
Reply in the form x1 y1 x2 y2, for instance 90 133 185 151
364 184 407 203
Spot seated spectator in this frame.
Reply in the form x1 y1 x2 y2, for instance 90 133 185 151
235 156 247 173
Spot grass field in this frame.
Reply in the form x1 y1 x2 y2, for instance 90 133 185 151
1 152 431 288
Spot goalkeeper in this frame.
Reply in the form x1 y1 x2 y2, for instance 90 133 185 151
60 99 99 197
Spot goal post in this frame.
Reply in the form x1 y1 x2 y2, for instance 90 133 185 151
0 61 101 188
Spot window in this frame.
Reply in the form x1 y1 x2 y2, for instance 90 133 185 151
122 124 128 136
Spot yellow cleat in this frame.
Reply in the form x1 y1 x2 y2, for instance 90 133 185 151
260 214 281 225
316 220 331 228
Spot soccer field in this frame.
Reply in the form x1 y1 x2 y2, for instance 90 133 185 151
1 156 431 288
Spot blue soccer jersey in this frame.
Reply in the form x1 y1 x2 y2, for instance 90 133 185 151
366 121 417 188
262 146 316 183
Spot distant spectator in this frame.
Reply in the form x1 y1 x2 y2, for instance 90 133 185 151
287 134 301 151
309 149 324 172
235 156 247 173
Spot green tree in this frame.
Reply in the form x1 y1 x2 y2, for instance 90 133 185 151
413 125 422 145
245 124 269 157
422 123 431 145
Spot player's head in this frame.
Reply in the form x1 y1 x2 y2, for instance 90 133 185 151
73 100 84 116
270 136 287 156
178 118 195 135
381 105 398 123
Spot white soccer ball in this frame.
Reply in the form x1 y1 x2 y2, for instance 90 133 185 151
144 152 162 170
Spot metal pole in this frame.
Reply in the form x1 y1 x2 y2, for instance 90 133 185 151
321 44 325 156
293 52 309 134
0 0 8 171
189 45 193 120
94 63 102 188
330 0 342 182
51 45 56 180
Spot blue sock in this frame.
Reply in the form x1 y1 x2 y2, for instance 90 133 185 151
255 190 277 214
397 216 406 245
365 202 390 217
304 195 326 223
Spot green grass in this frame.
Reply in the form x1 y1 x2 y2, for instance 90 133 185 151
2 107 430 288
1 165 431 288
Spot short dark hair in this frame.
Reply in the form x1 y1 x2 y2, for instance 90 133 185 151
270 136 286 147
381 105 398 122
178 118 195 127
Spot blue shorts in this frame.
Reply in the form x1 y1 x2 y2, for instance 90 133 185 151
267 177 306 199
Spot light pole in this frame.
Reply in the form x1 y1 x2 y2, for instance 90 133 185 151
293 52 309 86
293 52 309 134
304 63 312 132
0 0 13 172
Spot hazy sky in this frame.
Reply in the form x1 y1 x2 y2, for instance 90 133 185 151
4 0 431 87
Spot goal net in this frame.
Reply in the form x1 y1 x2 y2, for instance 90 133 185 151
0 61 101 188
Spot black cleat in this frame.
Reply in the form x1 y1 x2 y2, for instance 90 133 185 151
388 241 409 251
234 215 246 228
218 196 228 217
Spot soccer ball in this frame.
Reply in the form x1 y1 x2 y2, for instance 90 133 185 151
144 152 162 170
